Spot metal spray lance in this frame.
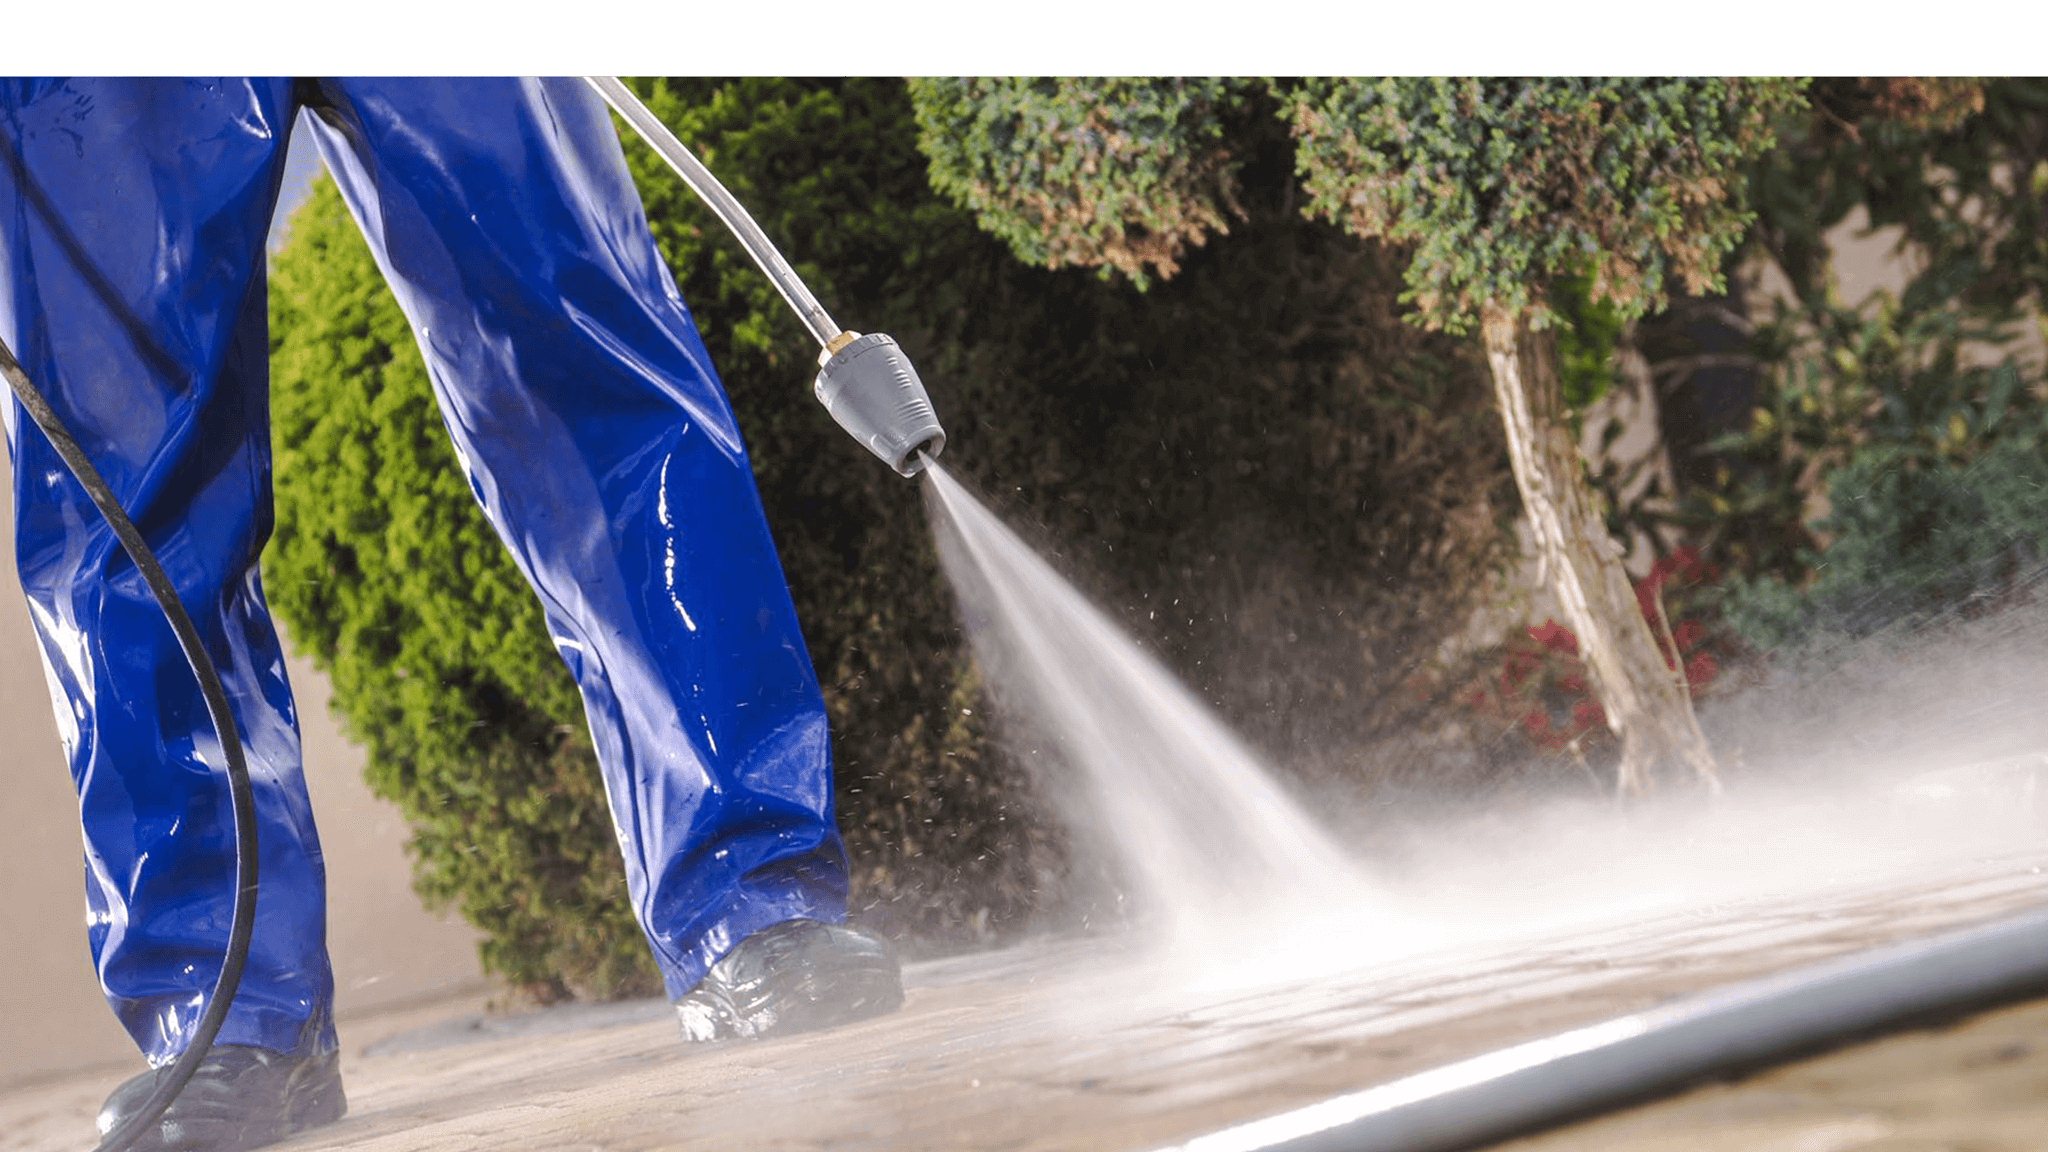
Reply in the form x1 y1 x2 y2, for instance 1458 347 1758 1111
584 77 947 477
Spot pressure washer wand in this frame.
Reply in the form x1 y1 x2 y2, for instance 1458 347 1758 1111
585 76 838 349
584 77 947 477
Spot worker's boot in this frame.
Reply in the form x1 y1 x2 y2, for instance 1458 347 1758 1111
96 1045 346 1152
674 918 903 1042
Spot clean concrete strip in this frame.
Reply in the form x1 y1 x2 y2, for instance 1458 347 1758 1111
1162 901 2048 1152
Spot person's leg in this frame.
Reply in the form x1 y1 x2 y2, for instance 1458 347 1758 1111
296 77 868 1007
1 76 339 1066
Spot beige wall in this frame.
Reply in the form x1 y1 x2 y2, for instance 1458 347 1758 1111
0 461 486 1090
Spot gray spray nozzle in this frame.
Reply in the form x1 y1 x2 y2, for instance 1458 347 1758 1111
814 332 947 477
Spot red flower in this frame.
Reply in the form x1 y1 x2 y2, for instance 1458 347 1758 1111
1635 546 1716 622
1527 619 1579 656
1672 620 1704 652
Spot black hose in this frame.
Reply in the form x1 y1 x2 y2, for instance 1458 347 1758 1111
0 335 260 1152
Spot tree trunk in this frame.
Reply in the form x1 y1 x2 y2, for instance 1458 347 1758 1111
1480 303 1720 796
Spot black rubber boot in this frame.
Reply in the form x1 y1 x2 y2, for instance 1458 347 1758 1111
95 1045 346 1152
674 919 904 1042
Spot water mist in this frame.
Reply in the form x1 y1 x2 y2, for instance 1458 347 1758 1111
921 463 1395 979
918 459 2048 1011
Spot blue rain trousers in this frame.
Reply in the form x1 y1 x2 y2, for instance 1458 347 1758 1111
1 77 846 1066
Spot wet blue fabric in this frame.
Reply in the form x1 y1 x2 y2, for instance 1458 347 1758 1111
1 77 846 1065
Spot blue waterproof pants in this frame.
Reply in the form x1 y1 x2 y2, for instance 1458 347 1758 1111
1 78 845 1065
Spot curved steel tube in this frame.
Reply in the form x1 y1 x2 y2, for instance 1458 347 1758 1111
1163 902 2048 1152
585 76 842 350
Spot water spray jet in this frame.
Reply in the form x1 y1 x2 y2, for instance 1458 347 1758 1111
919 460 1396 984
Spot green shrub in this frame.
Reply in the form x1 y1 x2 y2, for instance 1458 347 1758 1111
1717 434 2048 651
1666 80 2048 583
1282 78 1805 333
909 78 1258 287
1684 81 2048 650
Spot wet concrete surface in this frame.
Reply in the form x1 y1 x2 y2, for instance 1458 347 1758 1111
7 846 2048 1152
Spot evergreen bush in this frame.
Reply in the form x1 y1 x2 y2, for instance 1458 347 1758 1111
1716 433 2048 651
